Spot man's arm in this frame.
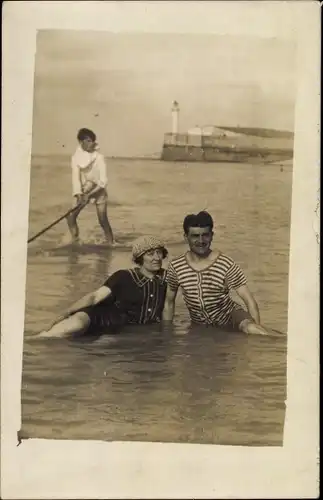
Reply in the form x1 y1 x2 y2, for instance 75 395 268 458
162 286 178 323
235 284 261 324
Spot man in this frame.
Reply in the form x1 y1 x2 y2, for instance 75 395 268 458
66 127 115 245
162 211 279 335
37 236 168 339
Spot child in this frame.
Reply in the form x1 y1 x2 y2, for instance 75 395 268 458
67 128 115 245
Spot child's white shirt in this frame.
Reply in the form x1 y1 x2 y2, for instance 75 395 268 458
71 146 108 196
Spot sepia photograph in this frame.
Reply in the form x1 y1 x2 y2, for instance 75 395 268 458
21 29 295 445
1 1 319 498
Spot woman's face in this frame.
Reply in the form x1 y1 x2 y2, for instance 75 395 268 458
141 248 164 272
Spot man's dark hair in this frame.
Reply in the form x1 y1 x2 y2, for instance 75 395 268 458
77 128 96 142
183 211 214 235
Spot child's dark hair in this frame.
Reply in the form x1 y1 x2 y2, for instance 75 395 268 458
133 247 168 265
77 128 96 142
183 211 214 235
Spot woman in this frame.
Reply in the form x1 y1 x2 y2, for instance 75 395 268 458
37 236 168 338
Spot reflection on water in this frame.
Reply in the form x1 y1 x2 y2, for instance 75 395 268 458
21 158 291 445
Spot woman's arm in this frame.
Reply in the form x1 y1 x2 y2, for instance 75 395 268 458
235 284 261 324
51 286 112 326
67 286 111 314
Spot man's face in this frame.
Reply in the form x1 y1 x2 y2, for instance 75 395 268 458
185 226 213 256
80 136 96 153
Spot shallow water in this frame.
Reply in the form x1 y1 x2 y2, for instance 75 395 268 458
22 157 291 445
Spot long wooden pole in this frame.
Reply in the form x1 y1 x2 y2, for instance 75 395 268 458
27 204 84 243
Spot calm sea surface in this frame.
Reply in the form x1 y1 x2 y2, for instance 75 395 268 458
21 157 291 445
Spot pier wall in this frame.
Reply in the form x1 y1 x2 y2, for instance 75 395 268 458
161 131 294 163
161 145 204 162
161 144 293 163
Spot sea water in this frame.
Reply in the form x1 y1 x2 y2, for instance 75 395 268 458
21 157 291 445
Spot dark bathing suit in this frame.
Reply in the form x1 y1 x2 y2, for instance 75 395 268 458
80 268 167 334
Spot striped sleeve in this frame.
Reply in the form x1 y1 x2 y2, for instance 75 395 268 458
165 262 179 291
226 262 247 290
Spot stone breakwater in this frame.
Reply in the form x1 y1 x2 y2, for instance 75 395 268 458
161 128 294 163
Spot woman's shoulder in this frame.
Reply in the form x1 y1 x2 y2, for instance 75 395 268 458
110 268 132 278
104 268 131 284
107 267 168 285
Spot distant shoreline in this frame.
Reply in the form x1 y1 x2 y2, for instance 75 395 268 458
31 126 294 162
30 153 293 168
31 154 162 161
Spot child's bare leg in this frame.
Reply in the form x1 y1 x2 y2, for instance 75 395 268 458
66 205 83 242
37 312 91 339
96 202 114 244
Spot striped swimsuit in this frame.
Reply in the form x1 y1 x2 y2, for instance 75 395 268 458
166 252 247 327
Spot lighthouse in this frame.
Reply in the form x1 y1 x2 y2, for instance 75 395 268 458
171 100 180 136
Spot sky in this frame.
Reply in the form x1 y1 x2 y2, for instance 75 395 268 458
31 30 297 157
